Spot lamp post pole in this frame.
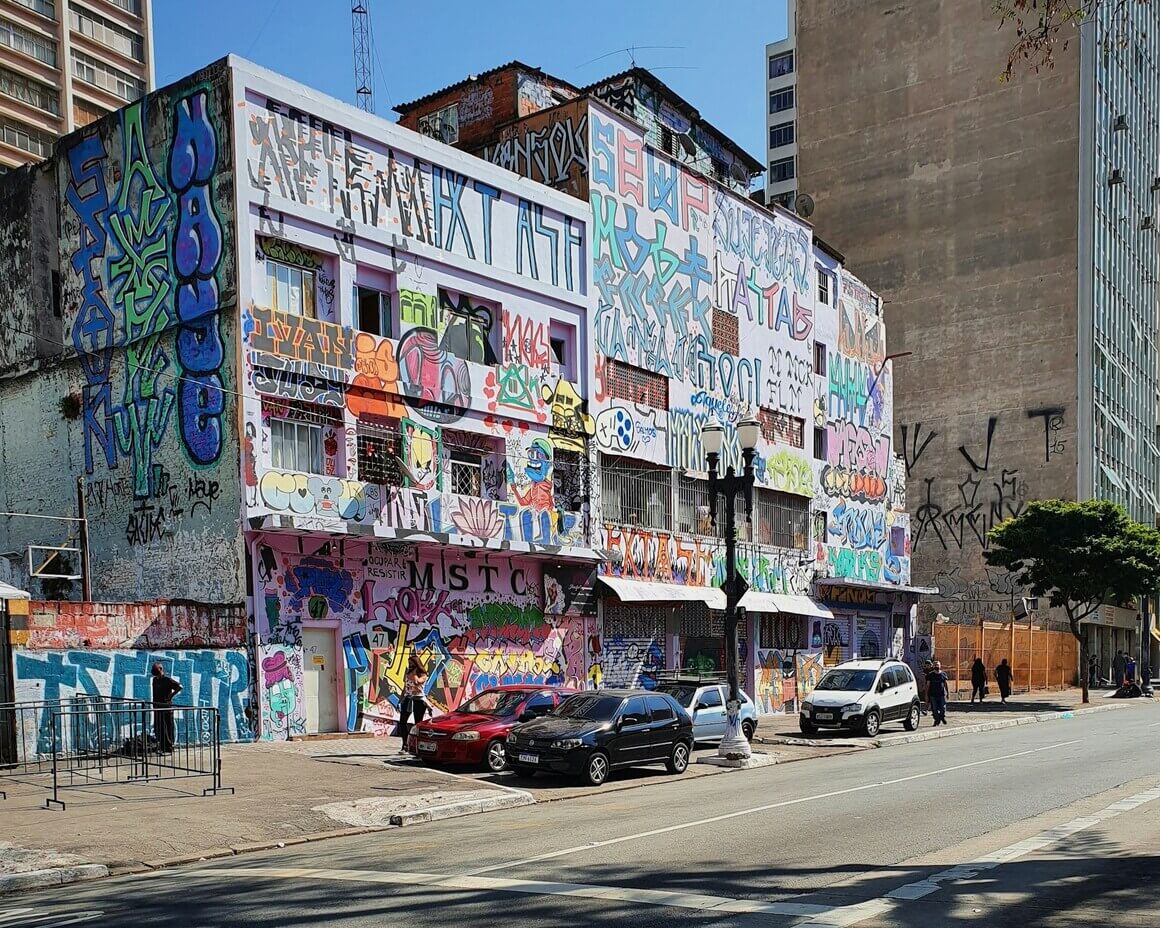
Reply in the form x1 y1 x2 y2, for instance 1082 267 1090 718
703 415 759 761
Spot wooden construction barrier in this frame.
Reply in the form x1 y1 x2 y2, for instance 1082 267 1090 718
932 619 1078 694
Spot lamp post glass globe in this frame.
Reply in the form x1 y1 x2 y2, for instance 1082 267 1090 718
737 415 761 453
701 416 725 458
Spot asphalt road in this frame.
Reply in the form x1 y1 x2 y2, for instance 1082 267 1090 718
4 704 1158 928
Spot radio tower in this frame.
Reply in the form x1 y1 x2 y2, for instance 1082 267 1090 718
352 2 374 113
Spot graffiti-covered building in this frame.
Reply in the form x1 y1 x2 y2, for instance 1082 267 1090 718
398 64 926 708
0 56 601 741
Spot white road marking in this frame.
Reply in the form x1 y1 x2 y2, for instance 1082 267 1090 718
463 738 1081 876
797 783 1160 927
0 912 103 927
182 866 831 918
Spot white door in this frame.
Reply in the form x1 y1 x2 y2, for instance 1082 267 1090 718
303 628 339 735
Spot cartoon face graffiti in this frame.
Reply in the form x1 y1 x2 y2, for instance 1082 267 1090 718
525 438 552 483
261 649 300 735
544 378 594 453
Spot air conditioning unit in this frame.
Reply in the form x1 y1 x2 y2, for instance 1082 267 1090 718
1110 169 1124 186
1114 114 1128 131
1143 215 1154 230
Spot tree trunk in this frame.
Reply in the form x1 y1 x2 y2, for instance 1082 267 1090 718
1069 614 1088 704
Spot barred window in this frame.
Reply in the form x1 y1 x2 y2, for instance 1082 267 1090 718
758 408 805 448
711 310 739 355
449 449 483 497
356 419 402 486
753 488 808 549
553 449 585 511
601 454 672 529
677 475 750 541
605 359 668 409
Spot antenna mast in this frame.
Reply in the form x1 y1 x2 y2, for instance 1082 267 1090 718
352 2 374 113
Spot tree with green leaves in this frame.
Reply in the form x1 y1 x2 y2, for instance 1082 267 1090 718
993 0 1151 80
985 499 1160 703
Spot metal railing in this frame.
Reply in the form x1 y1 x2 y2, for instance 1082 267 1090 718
1 698 232 810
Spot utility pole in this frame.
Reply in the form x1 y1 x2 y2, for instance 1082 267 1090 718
352 2 374 113
76 476 91 601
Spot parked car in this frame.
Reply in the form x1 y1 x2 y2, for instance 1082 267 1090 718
656 679 758 744
506 689 694 786
410 685 575 772
799 659 920 737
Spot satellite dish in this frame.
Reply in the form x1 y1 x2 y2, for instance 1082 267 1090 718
795 193 815 219
677 132 696 156
729 160 750 184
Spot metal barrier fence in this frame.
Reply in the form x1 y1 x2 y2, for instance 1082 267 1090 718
1 698 232 809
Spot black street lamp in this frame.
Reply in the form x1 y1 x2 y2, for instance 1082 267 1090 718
702 413 761 760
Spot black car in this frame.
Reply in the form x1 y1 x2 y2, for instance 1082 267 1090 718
506 689 694 786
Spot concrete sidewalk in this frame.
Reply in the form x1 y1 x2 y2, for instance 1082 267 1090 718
754 687 1141 747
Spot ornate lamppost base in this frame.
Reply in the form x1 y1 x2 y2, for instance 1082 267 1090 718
697 752 778 769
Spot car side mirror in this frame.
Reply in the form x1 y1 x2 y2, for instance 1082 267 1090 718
519 711 534 722
614 716 624 731
878 680 890 693
695 701 710 711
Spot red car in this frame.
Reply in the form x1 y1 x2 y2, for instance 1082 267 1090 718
410 685 576 772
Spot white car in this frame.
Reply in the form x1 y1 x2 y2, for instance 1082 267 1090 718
799 659 921 737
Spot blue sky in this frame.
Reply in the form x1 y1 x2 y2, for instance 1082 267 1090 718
154 0 788 162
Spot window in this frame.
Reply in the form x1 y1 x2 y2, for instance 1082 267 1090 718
813 341 827 377
417 103 458 144
769 51 794 78
601 454 672 529
106 0 141 14
267 258 316 318
439 289 498 364
270 418 322 474
2 120 51 158
711 309 739 355
356 419 402 485
0 17 57 65
524 692 555 716
769 87 794 114
549 320 577 380
698 687 723 708
70 7 144 61
73 99 102 127
817 270 831 305
355 285 389 337
449 448 483 497
12 0 55 18
758 408 805 448
769 120 794 150
813 426 827 461
604 359 668 409
769 156 795 184
71 50 144 102
753 488 808 548
646 695 674 722
621 696 649 724
0 66 59 114
553 448 584 511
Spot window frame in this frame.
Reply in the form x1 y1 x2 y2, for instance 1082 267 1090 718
768 50 795 79
698 687 723 708
621 696 649 725
267 257 317 319
817 270 831 306
646 694 675 722
270 416 323 475
769 156 795 184
355 284 391 337
769 87 795 114
768 120 795 150
448 447 484 498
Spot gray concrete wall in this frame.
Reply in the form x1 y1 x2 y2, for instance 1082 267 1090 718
795 0 1081 623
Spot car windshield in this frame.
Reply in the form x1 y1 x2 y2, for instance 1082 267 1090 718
457 690 528 717
816 669 878 692
657 685 696 707
556 694 623 721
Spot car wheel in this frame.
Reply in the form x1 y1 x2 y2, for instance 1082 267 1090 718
863 708 882 738
903 703 920 732
742 720 756 742
484 739 507 773
509 764 536 778
666 741 690 774
799 719 817 735
584 751 610 786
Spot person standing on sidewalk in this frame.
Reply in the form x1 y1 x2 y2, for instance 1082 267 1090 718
995 658 1013 704
928 661 949 726
150 663 182 753
396 656 429 751
1088 655 1098 689
1112 650 1127 687
970 657 988 703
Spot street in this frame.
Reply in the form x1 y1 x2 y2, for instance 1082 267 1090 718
3 705 1156 927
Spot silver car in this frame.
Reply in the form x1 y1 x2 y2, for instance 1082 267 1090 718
656 681 759 744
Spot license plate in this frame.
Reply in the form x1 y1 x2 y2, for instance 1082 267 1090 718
418 740 437 752
517 753 539 764
814 712 834 721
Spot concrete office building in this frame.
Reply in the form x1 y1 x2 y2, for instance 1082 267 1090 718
793 1 1160 670
0 0 153 169
765 0 797 209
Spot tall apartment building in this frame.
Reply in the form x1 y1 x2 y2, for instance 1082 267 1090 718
0 0 152 169
765 0 797 209
794 1 1160 667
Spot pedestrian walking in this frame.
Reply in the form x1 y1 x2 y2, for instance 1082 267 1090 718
970 657 988 703
1112 650 1127 688
1088 655 1098 688
396 656 429 750
918 659 933 716
995 658 1013 704
150 662 182 753
928 661 949 726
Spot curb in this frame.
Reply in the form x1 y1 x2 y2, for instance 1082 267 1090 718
0 864 108 895
389 789 534 826
757 702 1131 748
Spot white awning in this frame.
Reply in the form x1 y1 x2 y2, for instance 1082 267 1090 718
597 576 725 608
0 580 30 600
739 592 833 619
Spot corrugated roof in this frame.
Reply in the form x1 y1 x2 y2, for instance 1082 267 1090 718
393 61 581 115
583 67 764 175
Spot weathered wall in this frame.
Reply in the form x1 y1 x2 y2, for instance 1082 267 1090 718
251 534 596 739
478 98 589 199
796 0 1080 621
0 61 244 602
